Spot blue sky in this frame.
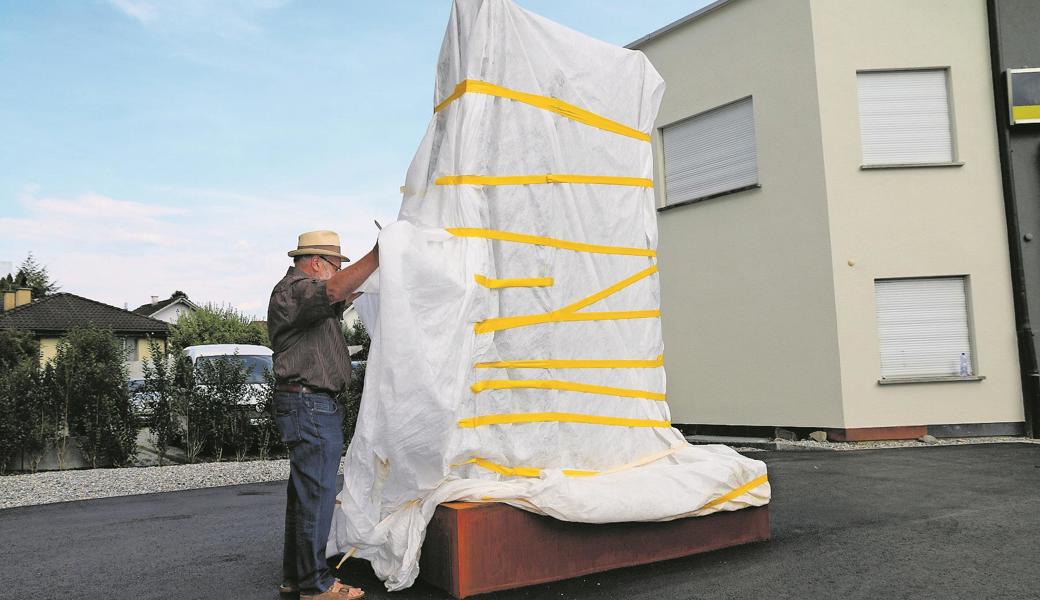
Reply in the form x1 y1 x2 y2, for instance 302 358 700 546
0 0 707 316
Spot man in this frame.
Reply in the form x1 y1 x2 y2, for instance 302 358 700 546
267 230 378 599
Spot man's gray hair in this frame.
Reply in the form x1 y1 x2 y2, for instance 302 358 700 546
293 255 313 266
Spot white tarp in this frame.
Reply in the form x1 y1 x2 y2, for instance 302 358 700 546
330 0 770 590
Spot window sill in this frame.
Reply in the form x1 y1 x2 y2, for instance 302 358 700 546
877 375 985 385
658 184 761 212
860 162 964 170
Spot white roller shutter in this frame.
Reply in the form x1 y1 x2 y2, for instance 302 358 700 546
857 69 954 165
875 277 973 379
662 97 758 205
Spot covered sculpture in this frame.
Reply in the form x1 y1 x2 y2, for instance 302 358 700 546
329 0 770 590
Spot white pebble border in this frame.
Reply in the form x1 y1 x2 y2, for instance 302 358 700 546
0 459 292 510
736 435 1040 452
2 437 1038 510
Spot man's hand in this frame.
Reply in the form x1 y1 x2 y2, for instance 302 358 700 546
326 244 378 303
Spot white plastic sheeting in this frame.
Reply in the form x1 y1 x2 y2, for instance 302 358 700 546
329 0 770 590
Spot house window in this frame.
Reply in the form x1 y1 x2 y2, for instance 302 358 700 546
661 96 758 206
857 69 954 166
121 337 139 362
874 277 974 380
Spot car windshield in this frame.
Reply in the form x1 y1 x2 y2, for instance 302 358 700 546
196 355 273 384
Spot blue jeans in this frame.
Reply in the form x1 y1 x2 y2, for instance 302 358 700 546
273 391 344 595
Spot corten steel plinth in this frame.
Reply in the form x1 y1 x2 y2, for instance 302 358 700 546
418 502 770 598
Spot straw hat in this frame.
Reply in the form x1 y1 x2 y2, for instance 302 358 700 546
287 230 350 262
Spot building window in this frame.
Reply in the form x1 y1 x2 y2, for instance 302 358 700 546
857 69 954 166
661 96 758 206
874 277 974 380
121 337 139 362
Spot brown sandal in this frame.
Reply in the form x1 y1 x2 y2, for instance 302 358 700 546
300 580 365 599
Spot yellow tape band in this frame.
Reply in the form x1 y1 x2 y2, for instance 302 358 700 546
457 412 671 429
435 174 653 188
473 264 659 334
559 264 657 314
447 227 655 257
1012 105 1040 121
475 310 659 334
460 457 598 478
474 355 664 369
474 274 554 289
433 79 651 142
701 475 769 510
471 379 665 401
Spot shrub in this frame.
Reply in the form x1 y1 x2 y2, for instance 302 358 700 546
341 361 364 445
52 326 137 468
141 339 180 466
0 331 39 471
194 355 252 461
252 369 284 461
342 318 370 361
172 354 207 463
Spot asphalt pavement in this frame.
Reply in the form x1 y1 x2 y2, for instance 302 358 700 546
1 443 1038 600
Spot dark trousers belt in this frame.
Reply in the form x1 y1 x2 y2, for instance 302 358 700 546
275 383 333 395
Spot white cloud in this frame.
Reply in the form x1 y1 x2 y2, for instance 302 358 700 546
107 0 292 35
2 187 395 318
108 0 158 24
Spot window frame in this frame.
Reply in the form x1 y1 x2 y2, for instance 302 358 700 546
657 95 761 211
121 337 139 362
856 66 963 170
873 275 984 385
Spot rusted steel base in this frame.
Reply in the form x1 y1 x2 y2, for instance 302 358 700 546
418 502 770 598
826 426 928 441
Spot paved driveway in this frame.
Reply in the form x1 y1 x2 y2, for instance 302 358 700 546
1 443 1037 600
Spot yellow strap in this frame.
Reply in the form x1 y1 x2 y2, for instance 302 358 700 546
458 412 670 429
433 79 651 142
435 174 653 188
559 264 657 314
596 444 682 476
471 379 665 401
474 274 554 288
460 457 599 478
474 355 664 369
447 227 655 257
475 310 659 334
700 475 769 510
334 546 357 570
473 264 659 334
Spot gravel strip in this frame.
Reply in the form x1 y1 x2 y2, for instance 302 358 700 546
777 435 1040 451
0 459 292 510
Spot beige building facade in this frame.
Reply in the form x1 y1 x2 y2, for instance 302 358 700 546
632 0 1024 434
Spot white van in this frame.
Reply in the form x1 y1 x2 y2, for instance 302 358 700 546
182 344 273 410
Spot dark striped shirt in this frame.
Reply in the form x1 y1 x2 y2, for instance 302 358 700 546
267 267 351 394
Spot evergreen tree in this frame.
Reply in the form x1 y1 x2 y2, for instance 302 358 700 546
1 252 60 297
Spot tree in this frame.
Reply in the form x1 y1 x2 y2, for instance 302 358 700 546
52 326 137 468
0 330 46 473
0 252 60 297
194 355 251 461
141 339 180 466
168 304 268 351
342 317 370 361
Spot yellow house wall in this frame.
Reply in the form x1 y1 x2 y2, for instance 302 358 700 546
136 337 165 363
39 337 59 363
809 0 1023 426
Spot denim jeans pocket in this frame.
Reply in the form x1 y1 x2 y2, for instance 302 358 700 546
273 409 301 446
310 396 339 415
